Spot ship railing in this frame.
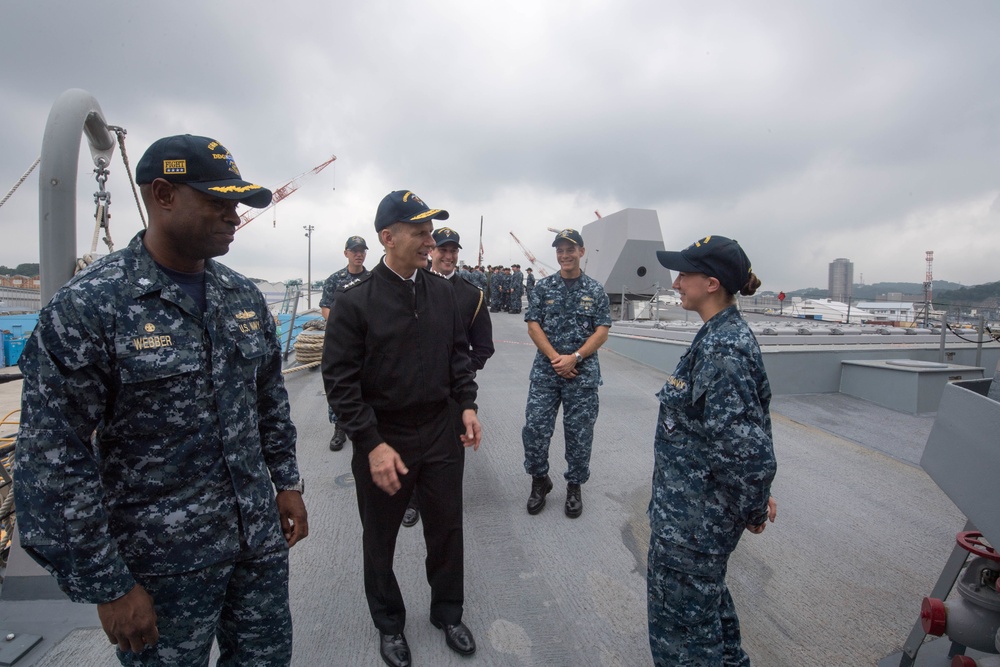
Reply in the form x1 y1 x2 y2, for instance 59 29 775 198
0 405 20 569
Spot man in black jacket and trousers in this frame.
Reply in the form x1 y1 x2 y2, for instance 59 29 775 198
401 226 494 528
323 190 482 667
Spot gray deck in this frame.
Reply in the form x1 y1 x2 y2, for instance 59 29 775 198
1 312 974 666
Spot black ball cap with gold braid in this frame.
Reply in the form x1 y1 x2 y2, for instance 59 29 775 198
374 190 449 232
135 134 273 209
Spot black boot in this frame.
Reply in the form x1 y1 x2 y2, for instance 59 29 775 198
329 425 346 451
526 475 553 515
402 497 420 527
565 483 582 518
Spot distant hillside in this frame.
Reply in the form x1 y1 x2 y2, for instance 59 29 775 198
786 280 965 301
935 281 1000 307
851 281 963 299
0 263 39 277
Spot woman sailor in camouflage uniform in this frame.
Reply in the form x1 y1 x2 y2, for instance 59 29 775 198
648 236 777 666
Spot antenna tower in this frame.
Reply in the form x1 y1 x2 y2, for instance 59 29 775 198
922 250 934 327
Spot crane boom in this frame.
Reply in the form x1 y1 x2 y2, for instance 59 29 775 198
236 154 337 230
509 231 556 277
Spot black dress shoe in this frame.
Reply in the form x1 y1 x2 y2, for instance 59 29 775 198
430 618 476 656
329 425 346 451
526 474 553 515
565 483 582 518
379 632 411 667
401 505 420 528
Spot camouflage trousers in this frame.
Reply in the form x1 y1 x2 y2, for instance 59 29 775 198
327 403 338 425
118 547 291 667
647 536 750 667
521 380 599 484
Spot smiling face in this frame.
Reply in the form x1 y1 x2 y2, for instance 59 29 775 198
554 240 584 277
672 270 728 321
430 242 460 274
382 221 435 277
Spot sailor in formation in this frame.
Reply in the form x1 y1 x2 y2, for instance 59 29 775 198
509 264 524 314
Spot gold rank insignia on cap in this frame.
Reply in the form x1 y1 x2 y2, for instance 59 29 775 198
235 310 256 320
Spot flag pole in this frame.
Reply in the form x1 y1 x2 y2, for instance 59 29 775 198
478 215 484 266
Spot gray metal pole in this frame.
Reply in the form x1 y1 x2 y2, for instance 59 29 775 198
938 313 948 363
976 314 985 368
38 89 115 304
303 225 314 309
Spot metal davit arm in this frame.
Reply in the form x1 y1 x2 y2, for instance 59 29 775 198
38 88 115 304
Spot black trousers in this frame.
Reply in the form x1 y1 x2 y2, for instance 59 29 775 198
352 405 465 634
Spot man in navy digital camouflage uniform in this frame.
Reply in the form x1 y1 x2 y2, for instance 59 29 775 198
489 266 503 312
319 235 370 451
525 267 535 296
522 229 611 518
509 264 524 314
14 134 308 666
648 235 777 666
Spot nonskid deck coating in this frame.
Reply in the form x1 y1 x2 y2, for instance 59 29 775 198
5 312 970 666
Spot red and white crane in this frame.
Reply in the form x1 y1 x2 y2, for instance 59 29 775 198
236 154 337 230
509 231 556 277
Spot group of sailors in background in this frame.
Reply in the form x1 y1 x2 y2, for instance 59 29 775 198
449 263 535 314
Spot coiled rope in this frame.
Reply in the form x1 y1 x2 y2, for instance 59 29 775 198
280 319 327 374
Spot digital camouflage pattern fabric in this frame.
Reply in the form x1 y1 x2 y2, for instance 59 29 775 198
524 272 612 389
14 232 299 605
319 265 371 312
522 272 612 483
118 547 291 666
648 305 775 556
647 304 776 666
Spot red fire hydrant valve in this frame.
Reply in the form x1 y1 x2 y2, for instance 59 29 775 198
921 597 947 636
951 656 977 667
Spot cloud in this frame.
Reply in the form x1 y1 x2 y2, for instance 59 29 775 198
3 0 1000 293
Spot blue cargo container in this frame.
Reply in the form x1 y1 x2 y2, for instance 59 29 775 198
0 313 38 367
3 336 26 366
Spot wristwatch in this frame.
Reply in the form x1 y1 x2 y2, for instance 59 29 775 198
574 352 583 363
279 479 305 495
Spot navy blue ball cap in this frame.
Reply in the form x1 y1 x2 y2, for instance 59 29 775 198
345 235 368 250
374 190 449 232
432 227 462 248
656 235 753 295
135 134 272 208
552 228 584 247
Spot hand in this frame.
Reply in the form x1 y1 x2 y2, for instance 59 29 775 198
459 409 482 451
550 354 580 379
369 443 408 495
747 496 778 534
97 584 159 654
276 490 309 547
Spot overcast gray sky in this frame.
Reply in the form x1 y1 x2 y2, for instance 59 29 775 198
2 0 999 292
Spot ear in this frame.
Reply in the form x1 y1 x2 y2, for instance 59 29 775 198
578 246 586 258
705 276 722 293
379 227 394 248
149 179 176 211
